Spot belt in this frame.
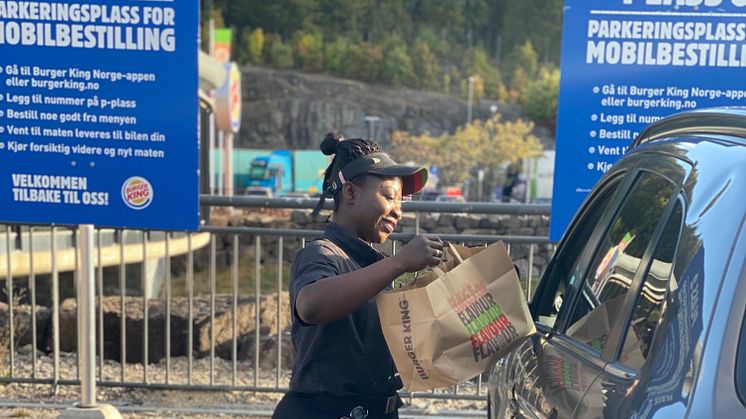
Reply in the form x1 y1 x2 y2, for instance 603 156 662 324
309 392 402 414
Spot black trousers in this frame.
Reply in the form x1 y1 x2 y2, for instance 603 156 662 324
272 391 400 419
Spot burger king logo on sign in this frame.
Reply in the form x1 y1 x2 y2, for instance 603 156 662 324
122 177 153 210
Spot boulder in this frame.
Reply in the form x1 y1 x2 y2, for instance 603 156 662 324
436 214 456 228
237 332 296 370
454 215 479 231
48 293 291 365
0 302 51 352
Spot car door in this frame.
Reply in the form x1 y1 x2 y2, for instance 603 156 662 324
489 154 689 419
490 156 637 419
570 154 690 418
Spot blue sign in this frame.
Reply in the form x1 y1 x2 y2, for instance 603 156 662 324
0 0 198 230
551 0 746 241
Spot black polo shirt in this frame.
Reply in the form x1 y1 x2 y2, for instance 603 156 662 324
288 222 400 398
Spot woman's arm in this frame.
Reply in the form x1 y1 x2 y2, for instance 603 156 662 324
296 235 443 325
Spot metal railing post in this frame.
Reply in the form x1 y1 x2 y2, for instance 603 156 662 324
79 225 96 407
58 225 122 418
254 236 260 387
51 227 60 387
209 234 216 385
232 235 239 387
276 237 283 388
29 228 37 379
5 226 13 377
165 233 172 384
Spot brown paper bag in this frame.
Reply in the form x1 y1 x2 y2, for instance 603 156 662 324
565 294 645 366
377 241 535 391
400 244 484 289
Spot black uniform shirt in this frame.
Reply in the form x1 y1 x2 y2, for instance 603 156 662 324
288 222 400 398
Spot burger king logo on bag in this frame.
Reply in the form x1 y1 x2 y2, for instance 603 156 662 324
122 177 153 210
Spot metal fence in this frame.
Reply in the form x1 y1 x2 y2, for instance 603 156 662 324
0 196 552 405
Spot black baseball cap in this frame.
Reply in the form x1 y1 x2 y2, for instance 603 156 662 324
311 152 428 219
328 152 428 197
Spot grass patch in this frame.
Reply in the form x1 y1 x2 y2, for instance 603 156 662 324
166 257 291 298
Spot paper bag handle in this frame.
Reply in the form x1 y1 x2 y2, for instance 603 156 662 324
447 242 465 263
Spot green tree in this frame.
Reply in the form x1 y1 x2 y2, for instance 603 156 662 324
461 48 502 99
324 37 351 74
520 67 560 123
343 43 383 82
499 0 563 64
237 27 265 65
380 36 416 87
265 34 294 69
390 114 541 186
247 28 265 64
506 41 539 85
292 30 324 72
411 41 440 90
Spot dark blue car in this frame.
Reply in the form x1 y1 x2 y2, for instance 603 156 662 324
488 108 746 418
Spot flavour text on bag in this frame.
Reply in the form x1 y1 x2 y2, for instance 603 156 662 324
448 283 519 362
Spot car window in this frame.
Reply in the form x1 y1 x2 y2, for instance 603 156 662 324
564 172 676 356
619 200 683 369
534 174 624 328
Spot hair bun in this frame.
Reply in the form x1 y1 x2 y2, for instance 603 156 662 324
320 132 343 156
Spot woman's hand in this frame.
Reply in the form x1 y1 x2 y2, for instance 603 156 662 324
392 235 444 272
296 235 443 325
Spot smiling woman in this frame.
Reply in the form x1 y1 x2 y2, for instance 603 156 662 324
272 133 441 419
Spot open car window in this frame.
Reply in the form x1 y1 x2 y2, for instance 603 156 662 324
533 174 624 329
563 172 677 357
618 199 683 370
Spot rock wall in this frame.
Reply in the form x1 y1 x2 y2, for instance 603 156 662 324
239 66 527 149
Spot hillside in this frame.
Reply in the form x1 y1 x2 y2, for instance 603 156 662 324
237 66 528 150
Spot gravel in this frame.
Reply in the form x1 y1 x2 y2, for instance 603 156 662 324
0 347 487 417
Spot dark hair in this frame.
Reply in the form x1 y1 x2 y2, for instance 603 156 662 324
320 132 382 210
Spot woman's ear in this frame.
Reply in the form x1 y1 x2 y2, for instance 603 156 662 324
341 182 358 205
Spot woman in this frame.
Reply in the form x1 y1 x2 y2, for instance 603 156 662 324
273 133 443 419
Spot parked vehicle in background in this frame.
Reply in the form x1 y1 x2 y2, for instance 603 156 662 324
232 149 329 195
418 190 440 201
435 194 466 203
243 186 274 198
488 109 746 418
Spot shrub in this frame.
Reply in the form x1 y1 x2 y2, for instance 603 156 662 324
520 67 560 123
411 41 440 90
324 37 351 74
292 30 324 72
380 36 416 87
461 48 502 100
237 27 265 65
343 43 383 82
268 37 294 69
505 41 539 88
247 28 265 64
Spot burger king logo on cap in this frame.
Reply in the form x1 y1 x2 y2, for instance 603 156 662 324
122 177 153 210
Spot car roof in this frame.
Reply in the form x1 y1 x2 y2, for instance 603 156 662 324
633 108 746 148
626 109 746 194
